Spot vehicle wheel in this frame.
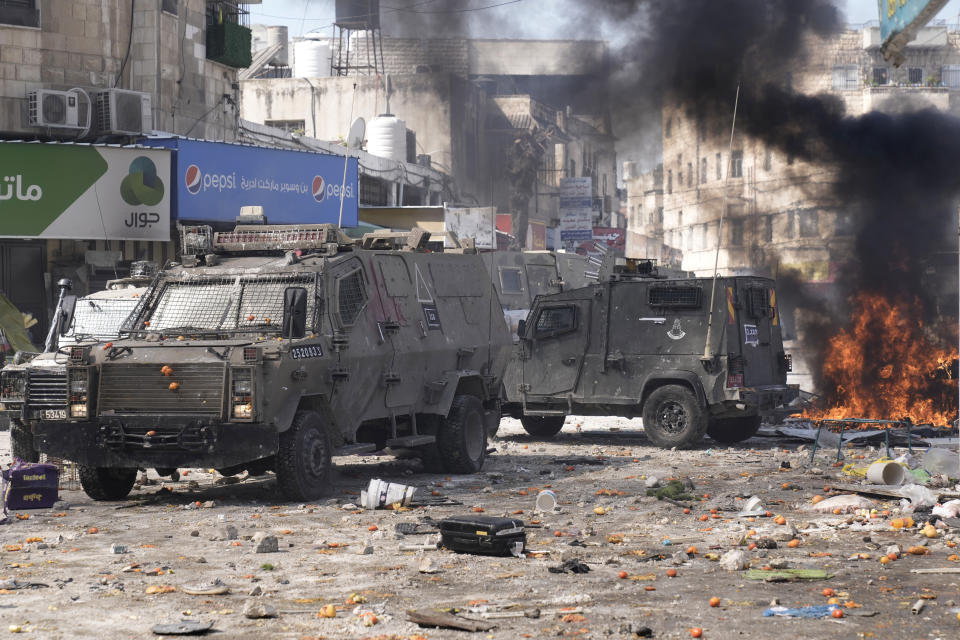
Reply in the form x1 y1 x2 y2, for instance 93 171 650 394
486 400 502 440
438 395 487 474
707 415 762 444
275 410 332 501
641 385 707 449
520 415 565 438
78 466 137 501
415 416 446 474
10 422 38 463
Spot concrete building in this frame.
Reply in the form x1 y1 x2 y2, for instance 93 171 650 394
0 0 257 342
240 36 620 246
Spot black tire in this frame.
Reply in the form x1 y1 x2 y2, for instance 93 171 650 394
438 395 487 474
415 416 446 474
275 410 332 501
707 415 762 444
641 385 707 449
10 422 38 463
487 401 502 439
78 466 137 501
520 415 565 438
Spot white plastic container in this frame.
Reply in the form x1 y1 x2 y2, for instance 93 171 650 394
360 478 415 509
293 38 331 78
535 489 558 512
367 114 407 162
865 460 905 486
266 26 289 67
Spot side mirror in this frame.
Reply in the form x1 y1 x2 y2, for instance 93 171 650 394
58 295 77 335
516 319 527 339
282 287 308 339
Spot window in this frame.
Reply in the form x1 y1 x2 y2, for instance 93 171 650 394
943 65 960 88
602 174 608 196
687 162 692 187
764 148 772 172
764 215 773 243
649 286 702 308
731 150 743 178
678 169 683 188
700 158 707 183
835 210 855 236
264 119 305 134
747 288 772 319
499 267 523 294
665 118 672 138
832 65 859 90
0 0 39 27
360 175 389 206
908 67 923 85
568 159 576 178
535 306 576 337
667 170 673 194
335 269 367 327
677 210 683 227
784 212 795 239
730 218 744 246
162 0 179 15
872 66 889 85
715 153 721 179
799 210 819 237
657 207 663 223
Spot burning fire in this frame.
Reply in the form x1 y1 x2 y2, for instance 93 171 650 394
807 292 958 427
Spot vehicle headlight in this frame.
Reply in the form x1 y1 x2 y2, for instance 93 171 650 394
231 368 254 420
0 371 26 403
69 369 88 418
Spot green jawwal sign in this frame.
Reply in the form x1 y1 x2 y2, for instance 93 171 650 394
0 143 171 241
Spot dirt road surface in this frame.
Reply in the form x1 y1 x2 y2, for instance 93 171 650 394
1 417 958 639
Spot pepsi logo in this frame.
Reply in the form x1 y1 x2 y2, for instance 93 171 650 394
185 165 201 195
312 176 326 203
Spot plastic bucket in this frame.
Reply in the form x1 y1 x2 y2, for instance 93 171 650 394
361 478 416 509
865 461 905 486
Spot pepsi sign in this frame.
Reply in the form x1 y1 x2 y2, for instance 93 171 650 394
142 138 359 226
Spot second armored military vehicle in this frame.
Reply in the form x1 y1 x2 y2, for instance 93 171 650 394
3 225 511 501
501 258 798 448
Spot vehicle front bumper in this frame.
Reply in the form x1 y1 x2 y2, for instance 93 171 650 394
32 417 278 468
716 384 800 417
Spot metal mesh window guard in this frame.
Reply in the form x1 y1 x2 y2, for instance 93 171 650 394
536 307 575 334
125 273 319 333
649 286 702 308
748 288 770 318
336 270 367 326
67 298 141 342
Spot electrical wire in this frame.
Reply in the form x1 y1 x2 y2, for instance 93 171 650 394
114 0 137 88
183 96 227 137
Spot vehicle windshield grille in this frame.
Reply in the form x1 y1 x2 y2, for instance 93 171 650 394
123 273 320 334
67 298 140 342
648 286 701 308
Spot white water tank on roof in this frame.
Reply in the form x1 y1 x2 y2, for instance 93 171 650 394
367 114 407 162
266 25 289 66
293 38 331 78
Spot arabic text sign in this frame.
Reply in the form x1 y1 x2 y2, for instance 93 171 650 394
143 138 359 226
879 0 948 42
0 143 171 241
559 177 593 242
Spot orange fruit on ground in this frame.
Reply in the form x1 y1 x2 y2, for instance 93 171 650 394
87 527 99 534
891 518 904 529
618 570 628 579
709 596 720 607
666 568 678 578
690 629 703 638
811 495 824 504
787 539 800 548
831 608 843 618
367 525 378 531
880 556 890 565
827 597 840 605
683 508 691 514
781 483 790 489
699 515 709 522
773 515 786 525
748 542 757 551
822 588 835 597
686 546 698 555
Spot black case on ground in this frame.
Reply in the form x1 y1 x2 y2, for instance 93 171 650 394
439 515 526 556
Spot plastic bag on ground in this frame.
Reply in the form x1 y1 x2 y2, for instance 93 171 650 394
806 494 876 514
899 483 938 511
932 499 960 519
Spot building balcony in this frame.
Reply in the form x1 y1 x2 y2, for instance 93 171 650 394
206 21 253 69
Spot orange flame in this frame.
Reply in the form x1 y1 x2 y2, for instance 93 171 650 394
806 293 958 427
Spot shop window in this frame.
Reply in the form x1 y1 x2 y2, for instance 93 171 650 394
0 0 39 27
832 65 859 90
731 150 743 178
908 67 923 85
335 269 367 327
943 65 960 87
534 306 576 337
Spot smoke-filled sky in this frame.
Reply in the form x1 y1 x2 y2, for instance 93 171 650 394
251 1 960 39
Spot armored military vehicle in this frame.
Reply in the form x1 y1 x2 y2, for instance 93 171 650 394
501 257 798 448
2 224 511 501
3 275 150 463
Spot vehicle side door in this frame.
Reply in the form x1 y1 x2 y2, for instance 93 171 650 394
521 297 591 399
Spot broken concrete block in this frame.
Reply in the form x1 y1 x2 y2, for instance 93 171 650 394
242 599 278 619
252 533 278 553
719 549 748 571
217 525 239 541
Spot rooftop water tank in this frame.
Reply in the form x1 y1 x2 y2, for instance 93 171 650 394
266 25 289 67
367 114 407 162
293 38 331 78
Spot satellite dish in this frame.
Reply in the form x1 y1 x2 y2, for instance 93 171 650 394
347 117 366 150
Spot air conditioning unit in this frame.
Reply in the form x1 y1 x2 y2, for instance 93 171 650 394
27 89 83 128
94 89 152 136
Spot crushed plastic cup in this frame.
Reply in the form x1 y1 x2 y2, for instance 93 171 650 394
535 489 558 512
360 478 416 510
